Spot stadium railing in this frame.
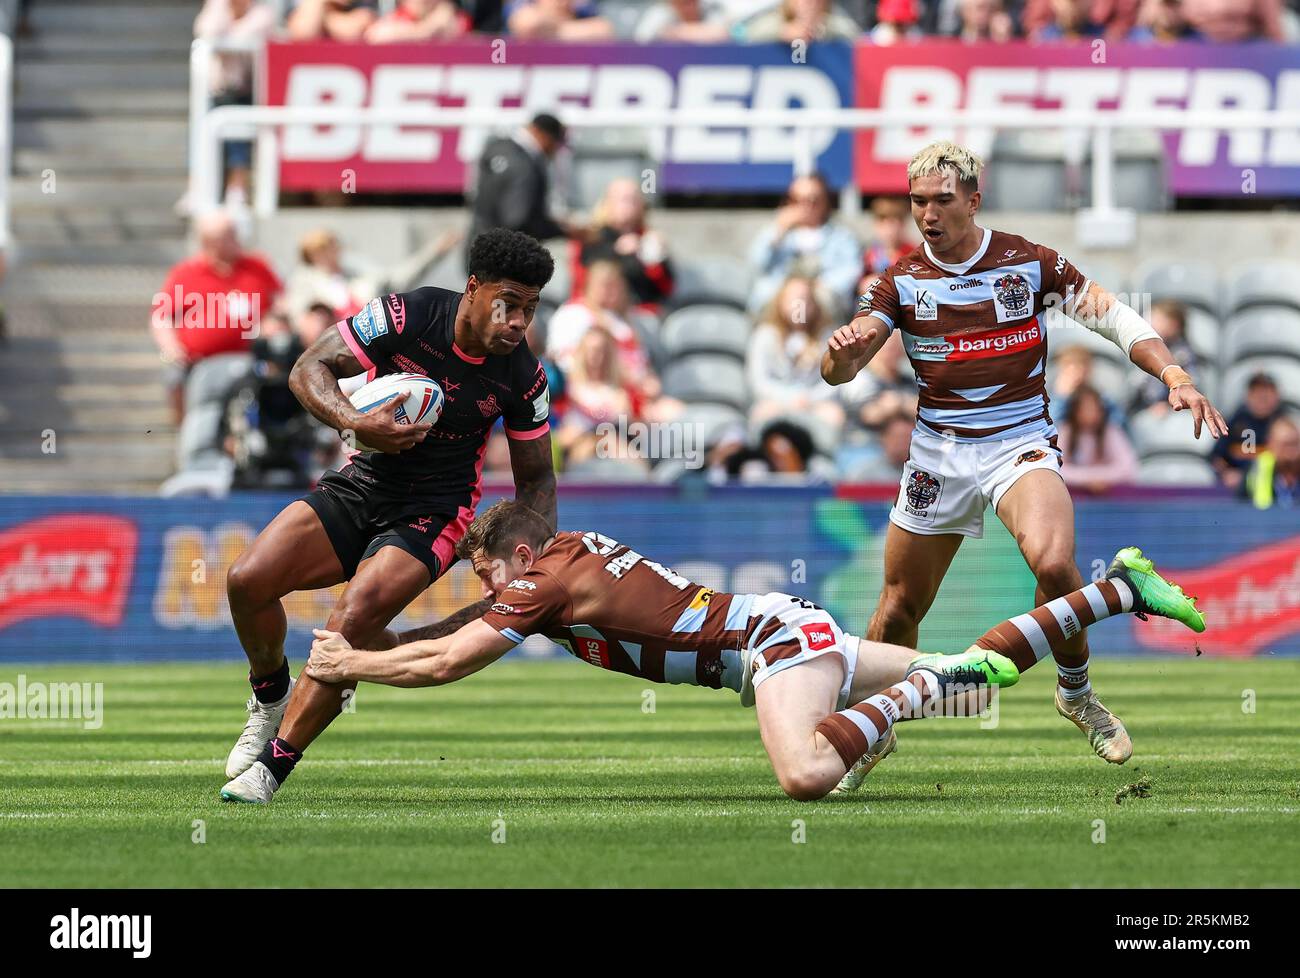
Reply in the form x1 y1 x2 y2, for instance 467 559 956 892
0 32 11 250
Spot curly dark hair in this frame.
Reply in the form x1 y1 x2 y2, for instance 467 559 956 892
467 228 555 289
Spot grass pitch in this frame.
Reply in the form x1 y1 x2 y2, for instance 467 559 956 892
2 657 1297 888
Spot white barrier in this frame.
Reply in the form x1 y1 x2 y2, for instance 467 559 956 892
0 33 11 250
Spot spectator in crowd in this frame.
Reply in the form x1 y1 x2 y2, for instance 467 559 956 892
364 0 470 40
1058 384 1139 493
547 261 668 416
861 196 912 279
747 276 846 436
287 0 378 40
1023 0 1140 38
635 0 732 40
1048 344 1124 427
526 315 568 426
749 173 862 317
846 328 918 430
954 0 1017 40
468 113 574 259
1032 0 1107 38
194 0 276 207
556 327 651 470
1243 415 1300 509
1181 0 1283 40
735 0 862 41
870 0 925 42
1128 300 1201 415
506 0 616 38
296 301 337 349
573 178 674 309
1213 371 1284 489
284 229 378 323
1127 0 1202 39
722 419 836 483
847 410 915 483
153 210 282 424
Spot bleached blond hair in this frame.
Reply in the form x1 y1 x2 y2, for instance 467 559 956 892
906 141 984 194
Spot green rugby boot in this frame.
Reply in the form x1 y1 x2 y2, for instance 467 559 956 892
906 648 1021 690
1107 546 1206 633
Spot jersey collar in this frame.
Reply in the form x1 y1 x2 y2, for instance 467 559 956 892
923 226 991 276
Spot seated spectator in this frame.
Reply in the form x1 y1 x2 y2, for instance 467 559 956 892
1127 0 1201 39
845 328 919 430
1023 0 1140 39
365 0 470 40
296 302 337 349
954 0 1017 40
735 0 862 42
870 0 924 42
1181 0 1283 40
861 196 912 280
556 327 651 469
1243 415 1300 509
1128 300 1201 415
721 419 837 483
747 276 847 436
573 179 674 309
152 210 282 424
1213 371 1284 489
194 1 276 207
506 0 615 38
1032 0 1106 38
1048 345 1124 427
846 410 914 483
635 0 732 40
1059 384 1139 493
287 0 379 40
749 173 862 317
284 229 378 323
547 261 669 416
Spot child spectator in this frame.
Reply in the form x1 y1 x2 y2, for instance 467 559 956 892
1059 384 1139 493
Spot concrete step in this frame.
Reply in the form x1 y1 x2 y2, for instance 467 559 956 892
7 241 190 268
0 402 172 432
16 60 190 93
14 90 188 116
9 174 189 209
11 210 187 246
16 31 199 59
3 264 174 301
15 117 190 150
30 2 198 34
14 147 188 176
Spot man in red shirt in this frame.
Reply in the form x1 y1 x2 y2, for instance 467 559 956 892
152 210 282 421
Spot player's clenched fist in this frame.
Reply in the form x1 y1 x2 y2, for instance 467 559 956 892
353 396 433 454
307 628 354 683
826 321 879 364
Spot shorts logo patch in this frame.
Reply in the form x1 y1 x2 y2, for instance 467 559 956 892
1015 448 1049 466
351 298 389 346
914 288 938 321
903 467 944 522
992 273 1033 324
800 623 836 651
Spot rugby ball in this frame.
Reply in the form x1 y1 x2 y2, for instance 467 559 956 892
347 372 444 452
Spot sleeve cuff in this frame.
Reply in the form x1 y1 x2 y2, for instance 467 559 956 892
336 319 375 372
505 421 550 441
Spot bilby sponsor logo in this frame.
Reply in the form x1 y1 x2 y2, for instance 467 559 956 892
49 908 151 958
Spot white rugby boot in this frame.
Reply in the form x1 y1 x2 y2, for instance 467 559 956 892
829 729 897 794
220 761 281 804
225 679 294 779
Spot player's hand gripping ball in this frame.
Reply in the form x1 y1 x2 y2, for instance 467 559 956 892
347 373 444 453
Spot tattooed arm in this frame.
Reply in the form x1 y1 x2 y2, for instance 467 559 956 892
508 430 558 530
288 327 430 453
394 598 495 645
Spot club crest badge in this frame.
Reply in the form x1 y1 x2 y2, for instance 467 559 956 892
993 272 1033 323
903 468 943 520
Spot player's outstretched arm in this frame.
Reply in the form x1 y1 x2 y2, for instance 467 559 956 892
508 431 558 530
288 328 432 453
1066 282 1227 439
396 598 495 644
307 620 514 688
821 317 887 386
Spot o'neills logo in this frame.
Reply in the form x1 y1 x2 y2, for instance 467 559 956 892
1136 536 1300 656
0 515 136 631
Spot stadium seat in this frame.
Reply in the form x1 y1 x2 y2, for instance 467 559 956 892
663 354 749 411
540 250 572 305
628 309 668 375
1185 307 1222 361
562 457 650 483
175 402 227 471
1224 308 1300 362
667 254 754 310
1130 405 1215 459
1049 318 1128 365
184 353 253 410
1076 259 1128 297
566 128 654 214
678 402 747 447
659 305 752 360
1133 260 1220 316
1136 456 1218 487
1224 261 1300 314
981 130 1073 212
1219 357 1300 415
1083 128 1169 213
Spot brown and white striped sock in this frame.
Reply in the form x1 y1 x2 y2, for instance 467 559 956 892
815 670 940 769
972 578 1135 675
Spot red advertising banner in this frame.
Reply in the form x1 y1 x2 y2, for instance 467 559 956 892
0 515 137 631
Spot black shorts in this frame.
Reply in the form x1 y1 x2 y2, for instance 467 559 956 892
300 466 468 582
